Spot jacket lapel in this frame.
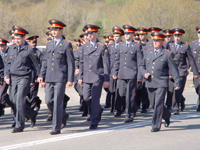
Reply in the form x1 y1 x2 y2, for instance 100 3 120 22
52 39 64 52
153 48 164 61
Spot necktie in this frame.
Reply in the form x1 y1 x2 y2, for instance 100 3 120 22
91 44 93 48
175 44 179 50
126 44 129 47
154 50 158 56
115 44 118 49
17 46 21 52
54 41 57 47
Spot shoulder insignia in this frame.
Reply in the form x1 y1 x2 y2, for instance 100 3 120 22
64 40 70 43
145 48 153 52
164 49 171 53
97 42 104 46
192 40 197 43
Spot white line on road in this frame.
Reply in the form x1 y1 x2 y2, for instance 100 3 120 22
0 113 200 150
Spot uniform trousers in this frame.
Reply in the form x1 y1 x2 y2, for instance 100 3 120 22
147 87 171 129
10 75 37 129
193 77 200 109
115 79 137 118
83 80 103 126
45 82 66 131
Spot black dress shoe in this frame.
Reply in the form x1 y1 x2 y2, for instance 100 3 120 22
12 128 23 133
174 110 179 115
86 115 91 121
141 108 147 113
196 105 200 112
114 111 121 117
11 122 16 128
35 99 41 111
181 102 185 111
61 114 69 129
25 116 29 122
167 106 172 110
123 118 133 123
31 112 38 128
164 118 170 127
151 128 160 132
82 112 88 117
98 108 104 122
104 105 110 108
89 124 98 129
46 115 53 121
49 130 60 135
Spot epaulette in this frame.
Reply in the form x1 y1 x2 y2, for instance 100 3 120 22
164 49 171 53
64 40 70 43
145 48 153 52
192 40 198 43
28 45 32 49
97 42 104 46
146 41 151 44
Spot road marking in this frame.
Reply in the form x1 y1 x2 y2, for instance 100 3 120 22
0 112 200 150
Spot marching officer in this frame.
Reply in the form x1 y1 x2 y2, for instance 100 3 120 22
112 25 143 122
78 24 110 129
190 25 200 112
5 26 40 133
107 26 124 113
73 38 88 117
135 27 150 113
103 35 109 47
134 33 140 44
168 28 199 115
26 35 42 111
145 27 162 50
38 19 75 135
109 34 115 45
0 39 14 116
139 32 180 132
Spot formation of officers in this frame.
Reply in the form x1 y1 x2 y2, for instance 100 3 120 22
1 18 200 135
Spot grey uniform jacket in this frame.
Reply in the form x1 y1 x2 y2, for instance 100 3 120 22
5 42 40 79
112 40 143 80
108 43 120 77
190 40 200 73
139 48 180 88
168 41 199 76
79 39 110 83
39 38 75 83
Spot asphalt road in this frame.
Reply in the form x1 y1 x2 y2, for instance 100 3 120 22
0 86 200 150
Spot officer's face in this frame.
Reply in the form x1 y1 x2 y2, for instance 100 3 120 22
14 35 25 46
139 34 147 41
124 33 134 41
28 42 37 48
197 32 200 39
153 40 164 50
11 38 16 45
165 35 173 43
52 28 63 39
0 45 7 52
113 34 122 43
88 32 98 42
174 35 182 43
109 40 114 45
84 35 89 43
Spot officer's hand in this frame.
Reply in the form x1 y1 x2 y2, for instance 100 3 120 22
104 82 110 88
174 87 180 90
144 73 150 79
75 69 79 75
37 77 43 83
5 79 10 85
4 76 7 82
67 82 73 87
78 79 83 85
137 79 142 82
30 83 35 86
194 75 199 79
41 82 46 88
169 76 173 79
113 76 117 79
187 69 190 75
0 81 3 88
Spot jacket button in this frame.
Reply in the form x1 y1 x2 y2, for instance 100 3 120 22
89 70 91 71
53 53 54 55
124 67 126 68
152 76 154 78
152 71 153 73
52 63 54 65
51 68 53 70
52 58 54 60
